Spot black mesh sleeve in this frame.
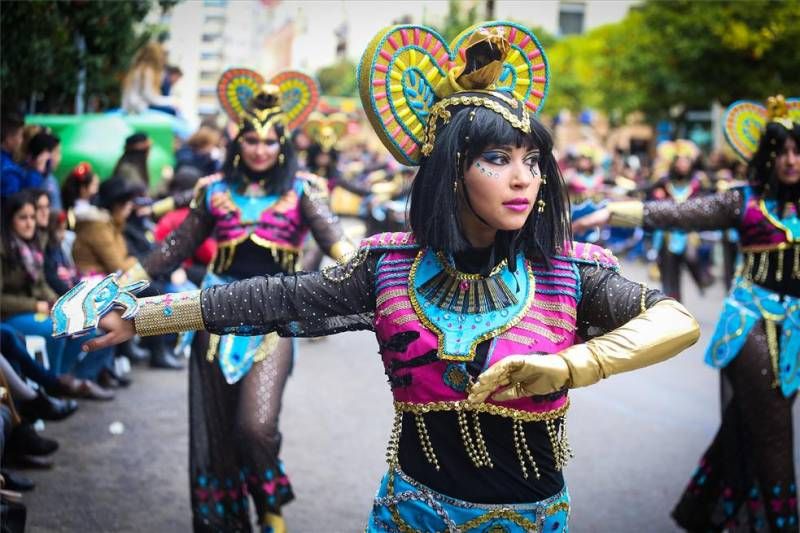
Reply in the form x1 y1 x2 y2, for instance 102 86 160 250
141 191 216 278
200 249 378 337
575 264 668 340
643 188 744 232
299 179 349 255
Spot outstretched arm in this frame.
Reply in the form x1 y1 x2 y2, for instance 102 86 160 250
572 188 745 234
468 264 700 402
81 250 377 351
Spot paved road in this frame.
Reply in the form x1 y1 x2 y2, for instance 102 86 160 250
22 260 800 532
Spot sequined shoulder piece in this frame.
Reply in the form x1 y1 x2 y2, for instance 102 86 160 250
360 232 419 251
560 241 619 270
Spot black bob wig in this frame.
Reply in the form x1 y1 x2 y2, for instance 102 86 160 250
408 99 571 267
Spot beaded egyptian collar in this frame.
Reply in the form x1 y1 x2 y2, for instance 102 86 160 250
410 248 534 361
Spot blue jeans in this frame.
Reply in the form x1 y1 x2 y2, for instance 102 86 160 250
0 324 60 389
4 313 113 380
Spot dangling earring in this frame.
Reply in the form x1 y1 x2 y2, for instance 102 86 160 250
536 174 547 213
233 154 240 169
453 179 458 194
279 153 285 166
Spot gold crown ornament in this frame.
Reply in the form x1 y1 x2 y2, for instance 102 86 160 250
303 112 348 153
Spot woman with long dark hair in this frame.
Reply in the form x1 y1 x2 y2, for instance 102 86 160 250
575 95 800 532
108 69 353 531
65 23 699 531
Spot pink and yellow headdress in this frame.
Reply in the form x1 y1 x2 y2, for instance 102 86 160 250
723 94 800 161
217 68 320 137
358 21 549 165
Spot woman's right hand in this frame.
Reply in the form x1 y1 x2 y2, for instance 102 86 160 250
571 207 611 234
35 301 50 314
80 310 136 352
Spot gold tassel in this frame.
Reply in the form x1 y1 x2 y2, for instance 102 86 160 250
512 419 540 479
546 415 574 470
793 245 800 280
776 249 785 283
765 320 780 389
755 251 770 283
414 414 440 470
744 252 755 281
385 410 402 467
472 412 493 468
458 410 484 467
206 334 220 362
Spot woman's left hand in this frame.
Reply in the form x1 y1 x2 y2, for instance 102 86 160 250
467 354 571 403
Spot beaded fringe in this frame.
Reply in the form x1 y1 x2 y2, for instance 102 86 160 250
386 408 573 478
740 245 800 284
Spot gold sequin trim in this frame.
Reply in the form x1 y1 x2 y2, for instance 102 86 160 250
376 288 408 307
498 331 537 346
515 320 566 344
533 300 577 319
134 291 204 337
322 246 370 282
529 311 576 332
379 300 413 317
394 398 569 423
392 313 419 326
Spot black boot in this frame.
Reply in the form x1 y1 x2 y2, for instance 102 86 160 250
7 422 59 457
144 336 184 370
17 391 78 422
0 470 35 492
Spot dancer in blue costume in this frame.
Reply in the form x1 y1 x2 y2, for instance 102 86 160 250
575 95 800 532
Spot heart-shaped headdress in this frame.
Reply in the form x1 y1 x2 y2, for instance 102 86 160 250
723 95 800 161
303 112 348 153
358 21 549 165
217 68 320 135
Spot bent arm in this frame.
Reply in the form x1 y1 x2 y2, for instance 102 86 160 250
300 177 356 262
136 195 215 280
469 266 700 401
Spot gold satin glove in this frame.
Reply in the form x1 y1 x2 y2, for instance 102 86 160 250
468 299 700 403
607 200 644 228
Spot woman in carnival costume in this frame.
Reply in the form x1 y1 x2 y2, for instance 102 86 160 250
575 95 800 532
646 139 714 301
64 23 699 531
121 69 355 531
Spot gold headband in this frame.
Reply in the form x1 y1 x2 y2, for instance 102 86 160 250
240 84 286 139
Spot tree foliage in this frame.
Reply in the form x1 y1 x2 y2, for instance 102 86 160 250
547 0 800 120
317 59 358 97
1 1 176 114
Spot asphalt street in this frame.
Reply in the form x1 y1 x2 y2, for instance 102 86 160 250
21 259 800 532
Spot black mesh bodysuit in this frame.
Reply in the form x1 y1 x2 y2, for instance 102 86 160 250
142 177 347 532
640 188 799 532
